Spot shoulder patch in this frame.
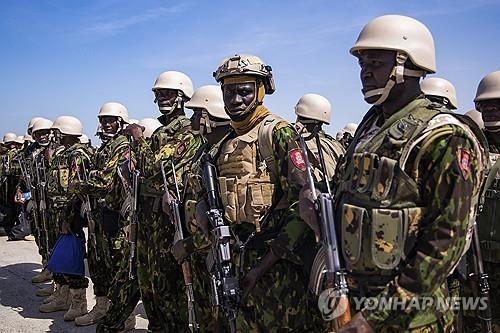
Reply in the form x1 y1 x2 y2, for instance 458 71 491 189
457 148 471 180
290 148 306 171
175 141 187 157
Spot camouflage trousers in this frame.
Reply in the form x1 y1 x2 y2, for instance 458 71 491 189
87 208 127 297
462 261 500 333
96 234 138 333
137 205 188 332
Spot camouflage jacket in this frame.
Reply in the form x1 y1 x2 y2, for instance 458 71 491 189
47 142 93 207
136 114 203 202
334 96 487 330
75 134 130 211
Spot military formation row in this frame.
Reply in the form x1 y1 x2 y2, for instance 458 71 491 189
0 13 499 333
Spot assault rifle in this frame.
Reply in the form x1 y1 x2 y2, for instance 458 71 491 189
34 154 50 256
126 143 140 280
470 220 493 332
71 152 99 262
298 128 351 330
160 161 199 332
15 153 41 242
201 153 240 333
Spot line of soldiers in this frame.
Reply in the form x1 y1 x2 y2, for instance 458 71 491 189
0 13 499 333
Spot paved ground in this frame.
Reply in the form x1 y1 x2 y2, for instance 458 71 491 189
0 235 148 332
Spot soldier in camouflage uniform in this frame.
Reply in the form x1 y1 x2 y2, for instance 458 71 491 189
29 118 56 294
1 132 23 235
420 77 458 112
168 84 232 332
322 15 488 333
39 116 92 323
463 70 500 333
196 53 322 331
294 93 345 181
70 102 134 327
99 71 201 332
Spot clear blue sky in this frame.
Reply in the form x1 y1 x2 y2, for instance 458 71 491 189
1 0 499 140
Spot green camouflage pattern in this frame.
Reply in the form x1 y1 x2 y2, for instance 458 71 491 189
212 115 323 331
46 142 93 288
134 116 203 331
335 97 485 332
463 134 500 333
74 134 130 298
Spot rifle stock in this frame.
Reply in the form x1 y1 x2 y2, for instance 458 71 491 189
160 160 199 332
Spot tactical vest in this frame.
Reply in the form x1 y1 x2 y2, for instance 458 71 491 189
95 135 128 170
336 98 486 285
478 148 500 263
217 114 285 232
47 143 92 204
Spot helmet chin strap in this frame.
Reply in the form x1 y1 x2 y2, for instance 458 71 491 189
484 121 500 132
200 110 230 135
363 52 425 105
159 93 184 115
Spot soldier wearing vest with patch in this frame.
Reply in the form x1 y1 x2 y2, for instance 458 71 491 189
113 71 202 332
463 70 500 333
206 53 323 332
294 93 345 182
332 16 487 332
39 116 93 322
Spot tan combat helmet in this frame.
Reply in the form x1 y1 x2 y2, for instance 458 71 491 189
420 77 458 109
51 116 83 137
474 71 500 102
464 109 484 129
32 118 54 146
185 85 230 134
138 118 162 139
3 132 17 144
351 15 436 105
98 102 129 123
295 93 332 125
474 71 500 131
32 118 53 133
15 136 25 144
27 117 44 135
214 54 275 95
336 123 359 141
152 71 194 114
23 134 34 142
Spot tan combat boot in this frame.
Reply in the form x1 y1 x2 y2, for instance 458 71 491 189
36 282 55 297
63 288 88 321
119 314 136 332
74 296 110 326
31 269 52 284
39 284 70 312
42 283 62 304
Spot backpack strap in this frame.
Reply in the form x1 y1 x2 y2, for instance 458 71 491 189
257 114 286 180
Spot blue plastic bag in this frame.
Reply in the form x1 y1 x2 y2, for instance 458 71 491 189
47 234 85 276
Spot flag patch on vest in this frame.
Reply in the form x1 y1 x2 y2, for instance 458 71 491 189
290 148 306 171
457 148 471 179
175 142 186 157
